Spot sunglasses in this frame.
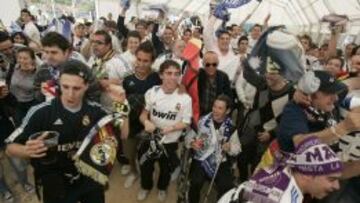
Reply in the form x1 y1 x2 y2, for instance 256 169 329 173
205 63 218 67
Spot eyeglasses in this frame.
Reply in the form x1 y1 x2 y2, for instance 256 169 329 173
90 40 106 45
205 63 218 67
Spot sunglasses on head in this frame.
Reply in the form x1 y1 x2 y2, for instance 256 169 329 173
205 63 218 67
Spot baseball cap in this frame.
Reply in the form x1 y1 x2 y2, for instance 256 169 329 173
314 70 346 94
297 70 347 94
286 136 343 176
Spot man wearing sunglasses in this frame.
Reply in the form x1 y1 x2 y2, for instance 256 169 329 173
203 15 239 83
198 51 233 116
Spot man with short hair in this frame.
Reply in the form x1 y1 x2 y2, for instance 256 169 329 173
278 70 360 203
187 94 240 203
277 70 356 153
121 42 161 189
152 26 175 56
6 60 108 203
204 15 239 83
249 24 262 50
72 23 88 52
117 7 149 42
138 60 192 201
219 136 343 203
237 57 296 182
198 51 232 116
230 24 242 53
0 31 16 82
87 30 128 108
34 32 88 102
20 9 41 44
118 31 141 77
237 36 249 61
88 30 126 84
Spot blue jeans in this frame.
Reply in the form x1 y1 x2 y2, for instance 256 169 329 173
0 151 31 194
0 152 11 194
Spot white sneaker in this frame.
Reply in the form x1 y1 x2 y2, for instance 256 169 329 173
2 191 14 203
124 173 138 189
121 164 131 176
137 189 149 201
158 190 167 202
171 166 181 181
24 183 35 193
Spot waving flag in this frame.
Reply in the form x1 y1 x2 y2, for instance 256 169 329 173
213 0 254 21
244 26 305 82
43 18 72 42
181 38 202 127
222 0 252 8
120 0 131 10
10 21 23 34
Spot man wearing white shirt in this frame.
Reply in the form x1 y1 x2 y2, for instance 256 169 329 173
118 31 141 77
248 24 262 50
21 9 40 44
72 23 89 52
230 24 242 54
87 30 126 108
138 60 192 202
203 16 239 82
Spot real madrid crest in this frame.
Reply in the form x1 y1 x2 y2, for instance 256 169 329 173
82 115 90 126
90 137 117 166
175 103 181 112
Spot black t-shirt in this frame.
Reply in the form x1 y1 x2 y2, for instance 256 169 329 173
123 72 161 95
9 97 107 176
122 72 161 136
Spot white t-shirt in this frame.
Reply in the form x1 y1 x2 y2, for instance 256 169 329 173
248 37 258 51
230 36 240 53
23 22 41 44
203 16 239 82
145 86 192 144
88 54 127 81
88 54 128 109
119 50 136 77
214 47 239 82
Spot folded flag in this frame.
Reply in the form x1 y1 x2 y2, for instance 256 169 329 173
181 38 202 126
73 113 125 186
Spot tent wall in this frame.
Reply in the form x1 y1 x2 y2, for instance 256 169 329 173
0 0 23 27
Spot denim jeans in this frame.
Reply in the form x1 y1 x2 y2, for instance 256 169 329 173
0 150 31 194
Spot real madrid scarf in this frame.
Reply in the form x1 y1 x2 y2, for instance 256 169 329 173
196 113 232 178
91 50 115 79
73 113 124 185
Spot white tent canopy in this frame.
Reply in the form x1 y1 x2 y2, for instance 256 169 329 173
95 0 360 42
2 0 360 44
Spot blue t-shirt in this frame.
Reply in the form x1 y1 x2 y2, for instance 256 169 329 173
276 101 328 152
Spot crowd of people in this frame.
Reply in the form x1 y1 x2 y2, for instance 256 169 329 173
0 2 359 203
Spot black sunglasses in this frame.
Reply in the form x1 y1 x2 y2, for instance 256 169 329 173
205 63 218 67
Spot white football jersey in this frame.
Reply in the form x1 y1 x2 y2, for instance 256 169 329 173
145 86 192 143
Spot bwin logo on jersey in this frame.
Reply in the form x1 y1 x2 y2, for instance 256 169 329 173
152 109 177 120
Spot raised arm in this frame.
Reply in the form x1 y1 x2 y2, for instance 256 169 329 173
203 15 217 52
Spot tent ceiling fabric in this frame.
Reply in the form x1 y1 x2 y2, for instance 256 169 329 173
136 0 360 35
